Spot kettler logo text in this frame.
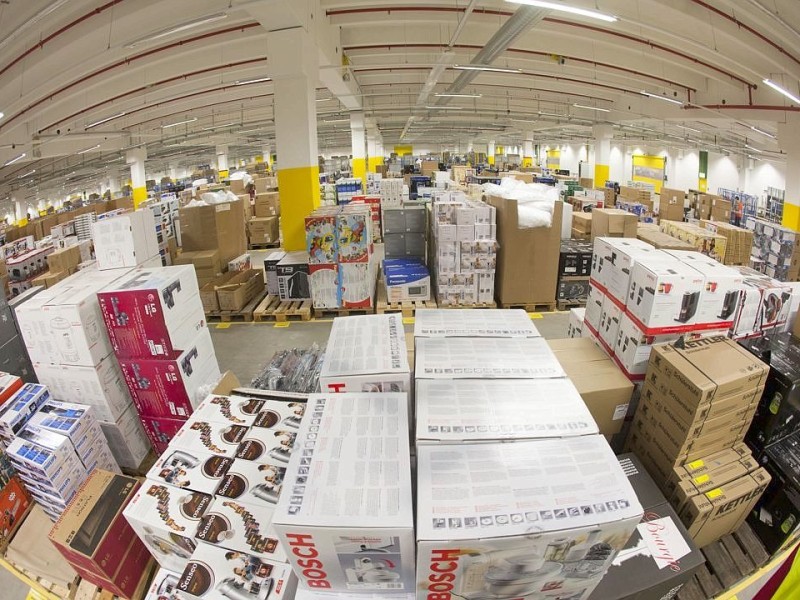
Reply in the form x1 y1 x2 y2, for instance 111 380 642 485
426 548 461 600
285 533 331 588
682 335 727 349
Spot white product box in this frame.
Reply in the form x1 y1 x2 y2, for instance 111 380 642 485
147 447 234 494
16 267 133 367
92 210 160 270
436 224 457 243
415 337 564 379
273 393 415 594
478 273 495 303
584 283 604 336
416 436 643 600
99 402 151 470
665 251 745 329
97 265 205 359
190 395 268 427
415 378 598 443
214 458 290 508
172 417 250 458
195 497 287 563
8 424 84 488
144 568 185 600
232 401 306 465
568 307 585 338
730 267 793 338
319 314 410 393
176 543 296 600
627 256 706 335
124 480 212 572
456 224 475 242
598 293 623 352
613 312 680 380
295 593 413 600
414 308 539 338
27 400 106 465
0 383 51 442
34 353 132 422
80 438 119 474
228 253 252 272
592 238 660 305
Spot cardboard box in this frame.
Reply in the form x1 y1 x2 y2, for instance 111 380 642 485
273 393 415 593
99 403 151 471
729 267 793 338
176 543 296 600
124 480 212 572
414 308 540 338
548 338 634 437
249 217 280 245
636 227 695 251
488 196 562 305
216 269 265 311
179 200 247 265
0 477 31 547
46 245 82 274
146 447 233 495
614 312 680 379
93 210 159 270
591 237 662 304
559 239 593 277
599 293 624 352
264 251 286 296
568 307 585 338
416 435 643 599
319 314 410 393
592 208 638 240
189 393 267 427
572 212 593 237
671 455 760 514
174 250 223 284
0 383 50 442
416 378 598 443
276 251 310 301
339 262 376 309
254 192 280 218
139 415 186 455
98 265 205 359
658 188 687 222
118 328 220 419
171 416 250 458
199 271 238 313
214 456 291 509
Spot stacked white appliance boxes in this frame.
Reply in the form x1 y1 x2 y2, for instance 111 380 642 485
380 178 404 208
412 309 643 600
92 210 161 271
728 265 793 339
73 212 97 241
14 267 151 470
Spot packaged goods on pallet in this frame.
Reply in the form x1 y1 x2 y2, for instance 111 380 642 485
351 195 382 242
701 220 753 266
592 208 637 240
636 225 694 250
659 220 727 263
179 198 247 265
277 251 312 302
250 345 325 393
383 205 427 260
658 187 687 222
414 308 540 338
572 211 592 240
92 210 160 271
729 266 793 338
380 177 403 207
744 217 800 282
383 257 431 302
263 251 286 296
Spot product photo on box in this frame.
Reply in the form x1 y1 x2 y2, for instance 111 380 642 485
147 447 235 495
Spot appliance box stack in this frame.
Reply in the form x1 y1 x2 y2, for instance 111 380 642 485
382 205 427 262
383 258 431 303
728 266 793 339
97 265 221 454
2 289 38 382
379 178 404 208
92 210 160 271
659 220 728 264
745 217 800 282
558 239 593 305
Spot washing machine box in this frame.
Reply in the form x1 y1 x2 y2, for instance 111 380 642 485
273 393 415 594
15 267 133 367
147 447 234 495
416 436 642 600
92 210 160 271
319 314 410 393
190 394 266 427
627 256 706 335
123 480 212 573
415 337 564 380
413 308 540 338
97 265 205 360
176 543 296 600
0 383 50 442
118 327 220 419
415 378 598 444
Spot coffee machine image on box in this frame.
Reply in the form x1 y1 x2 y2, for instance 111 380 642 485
718 289 741 320
218 554 275 600
163 279 182 309
144 526 196 561
181 347 200 376
676 291 701 323
153 573 183 600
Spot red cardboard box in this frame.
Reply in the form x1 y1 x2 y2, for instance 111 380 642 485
0 476 31 543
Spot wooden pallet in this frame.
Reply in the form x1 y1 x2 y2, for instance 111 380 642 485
556 299 587 311
375 287 437 318
74 559 156 600
206 290 268 323
248 242 281 250
314 306 376 319
253 294 313 322
677 523 769 600
499 301 557 313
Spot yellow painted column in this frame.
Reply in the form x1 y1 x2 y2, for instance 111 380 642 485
132 187 148 207
368 157 383 173
779 121 800 231
352 158 367 185
594 165 610 188
278 166 321 251
593 124 612 188
216 145 229 180
488 141 495 166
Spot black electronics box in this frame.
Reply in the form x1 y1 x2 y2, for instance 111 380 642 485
557 277 591 303
559 239 594 278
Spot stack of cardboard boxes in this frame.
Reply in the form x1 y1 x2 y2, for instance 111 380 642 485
636 224 695 251
626 337 771 547
557 239 593 305
572 211 592 239
178 199 247 275
728 266 793 339
700 220 753 266
744 217 800 282
249 191 281 246
658 188 687 222
350 195 382 242
6 237 54 296
379 177 403 207
97 266 221 454
591 208 638 241
660 220 728 264
383 205 427 261
92 210 161 271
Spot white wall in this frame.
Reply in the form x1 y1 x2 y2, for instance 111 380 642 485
742 161 786 199
707 153 741 192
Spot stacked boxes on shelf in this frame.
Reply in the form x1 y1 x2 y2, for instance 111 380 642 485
744 217 800 282
335 177 363 204
97 266 221 454
305 205 376 309
15 267 151 471
701 220 753 266
73 212 97 241
659 220 727 264
431 193 498 306
557 239 593 305
383 205 427 261
379 178 403 208
626 337 771 547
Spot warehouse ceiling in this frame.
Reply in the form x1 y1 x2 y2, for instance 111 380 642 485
0 0 799 206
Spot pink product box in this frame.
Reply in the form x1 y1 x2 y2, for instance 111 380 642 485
97 265 205 360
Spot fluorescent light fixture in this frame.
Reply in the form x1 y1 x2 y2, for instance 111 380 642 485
0 112 4 120
425 106 464 110
434 93 483 98
126 13 228 48
3 153 26 166
677 124 701 133
162 118 197 129
86 112 126 129
750 125 776 139
201 122 238 131
234 77 272 86
316 98 331 102
763 78 800 104
640 91 683 105
745 144 763 153
573 103 610 112
323 119 349 124
18 170 35 178
505 0 616 21
77 144 101 154
454 65 522 74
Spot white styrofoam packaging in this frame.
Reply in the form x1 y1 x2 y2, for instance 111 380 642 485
415 378 598 444
214 458 290 508
598 293 624 353
123 480 213 572
176 543 297 600
99 402 151 470
319 314 410 393
272 393 415 594
592 238 661 304
194 496 287 563
189 394 267 427
413 308 540 338
729 267 793 338
34 353 132 422
15 267 133 367
416 436 643 600
92 209 160 270
147 446 234 495
0 383 51 442
415 337 565 380
626 256 706 335
613 312 680 380
568 307 585 338
665 250 746 329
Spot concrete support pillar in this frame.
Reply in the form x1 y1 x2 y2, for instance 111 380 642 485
126 147 147 208
261 145 272 170
216 145 229 180
523 133 535 168
488 141 496 166
593 124 613 188
367 134 382 175
14 198 25 224
267 27 320 251
351 111 367 189
779 117 800 231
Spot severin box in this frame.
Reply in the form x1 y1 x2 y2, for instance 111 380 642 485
319 314 410 393
592 238 662 306
97 265 205 359
614 312 680 380
414 308 540 338
273 393 415 594
415 378 598 444
119 328 220 419
416 436 643 600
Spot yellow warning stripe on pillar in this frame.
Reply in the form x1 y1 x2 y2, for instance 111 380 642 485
132 186 148 209
522 157 534 168
487 155 495 166
352 157 367 190
782 203 800 232
368 157 383 174
594 164 610 188
698 178 708 193
219 170 229 180
277 165 321 251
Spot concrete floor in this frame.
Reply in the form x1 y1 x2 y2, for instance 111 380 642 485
3 309 570 599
